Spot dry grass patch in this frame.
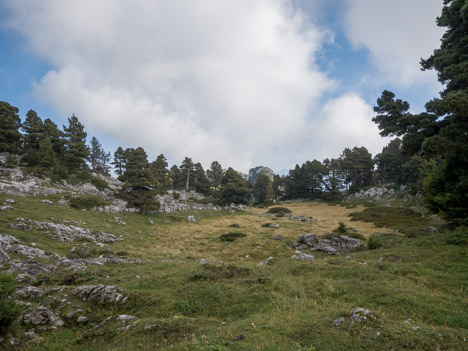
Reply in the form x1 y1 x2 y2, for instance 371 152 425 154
252 202 391 237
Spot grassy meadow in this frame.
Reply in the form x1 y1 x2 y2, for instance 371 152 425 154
0 193 467 350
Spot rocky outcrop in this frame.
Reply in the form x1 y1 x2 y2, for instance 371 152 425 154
292 233 363 255
19 306 64 326
1 234 47 260
11 218 123 243
8 259 52 282
73 284 127 304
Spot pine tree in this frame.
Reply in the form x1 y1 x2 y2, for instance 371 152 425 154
0 101 22 154
191 162 210 194
112 147 127 177
121 147 158 213
151 154 172 193
170 165 183 189
253 174 274 205
206 161 224 188
88 136 111 175
179 157 195 191
220 168 250 205
63 114 89 173
22 109 45 167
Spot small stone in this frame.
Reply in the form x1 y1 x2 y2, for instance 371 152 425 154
117 314 135 322
148 219 154 225
187 215 196 222
271 235 283 241
4 199 15 204
333 317 345 327
77 316 88 323
198 259 211 265
0 205 13 211
378 256 385 262
291 250 314 261
233 334 244 341
41 199 53 205
349 307 376 322
426 227 438 234
412 326 421 331
258 257 274 266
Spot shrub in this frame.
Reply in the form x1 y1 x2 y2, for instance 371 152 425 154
219 232 246 242
173 192 181 200
267 207 292 214
333 222 348 234
368 235 384 250
228 223 240 228
90 176 109 191
0 273 19 336
69 195 108 209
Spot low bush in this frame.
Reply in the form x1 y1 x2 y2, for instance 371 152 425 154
219 232 246 242
90 175 109 191
0 273 19 336
368 235 384 250
267 207 292 214
69 195 108 209
228 223 240 228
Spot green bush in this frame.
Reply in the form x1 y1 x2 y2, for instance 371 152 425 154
267 207 292 214
69 195 108 209
228 223 240 228
368 235 384 250
333 222 348 234
90 176 109 191
0 273 19 336
173 192 181 200
219 232 246 242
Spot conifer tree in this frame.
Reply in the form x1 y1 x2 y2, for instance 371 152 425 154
253 174 274 205
88 136 111 175
191 162 210 194
206 161 224 188
22 109 45 167
0 101 22 154
151 154 171 193
220 168 250 205
63 114 89 173
179 157 195 191
112 147 127 177
170 165 184 189
121 147 158 213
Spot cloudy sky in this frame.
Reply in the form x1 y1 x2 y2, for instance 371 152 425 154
0 0 444 173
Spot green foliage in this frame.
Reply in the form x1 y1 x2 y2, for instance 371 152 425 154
4 154 18 168
112 146 127 177
341 146 374 189
0 273 19 336
121 147 159 213
173 192 181 200
219 232 246 242
267 206 292 214
89 175 109 191
151 154 172 193
228 223 240 228
367 235 384 250
63 114 89 173
22 109 45 166
219 168 250 205
253 174 274 205
0 101 22 153
350 206 431 235
333 222 348 234
88 136 111 175
206 161 223 188
69 195 108 209
445 226 468 246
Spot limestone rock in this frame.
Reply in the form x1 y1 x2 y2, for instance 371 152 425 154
310 244 339 255
117 314 135 322
15 286 45 299
76 316 88 323
349 307 376 322
19 306 64 326
296 233 318 246
258 257 274 266
291 250 314 261
41 199 53 205
187 215 196 222
0 205 13 211
73 284 127 304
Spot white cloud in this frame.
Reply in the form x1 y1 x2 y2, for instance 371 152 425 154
345 0 444 88
4 0 394 172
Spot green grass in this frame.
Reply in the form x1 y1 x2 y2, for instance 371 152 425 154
0 195 467 350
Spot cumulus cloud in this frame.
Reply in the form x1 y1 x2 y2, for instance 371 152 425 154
345 0 444 88
4 0 396 172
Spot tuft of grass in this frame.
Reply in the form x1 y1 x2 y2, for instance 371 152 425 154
228 223 240 228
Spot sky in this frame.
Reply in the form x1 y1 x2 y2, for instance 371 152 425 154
0 0 445 174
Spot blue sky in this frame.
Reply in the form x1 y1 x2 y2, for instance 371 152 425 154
0 0 444 173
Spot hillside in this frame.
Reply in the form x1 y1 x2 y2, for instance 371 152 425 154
0 172 467 350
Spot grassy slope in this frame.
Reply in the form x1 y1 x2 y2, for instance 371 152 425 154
0 194 467 351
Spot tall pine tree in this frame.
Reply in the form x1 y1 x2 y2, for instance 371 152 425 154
0 101 22 154
63 114 89 173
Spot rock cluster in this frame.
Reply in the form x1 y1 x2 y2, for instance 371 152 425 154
1 234 47 261
11 218 123 243
292 233 363 255
19 306 64 326
72 285 127 304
